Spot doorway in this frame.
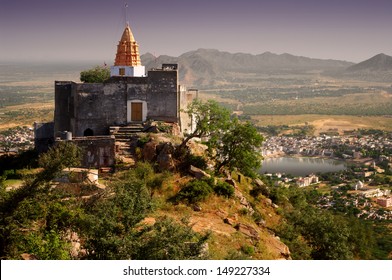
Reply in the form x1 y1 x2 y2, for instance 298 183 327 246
84 128 94 136
127 100 146 122
131 102 143 121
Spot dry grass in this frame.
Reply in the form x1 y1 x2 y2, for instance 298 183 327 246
149 172 289 260
252 114 392 133
0 102 54 130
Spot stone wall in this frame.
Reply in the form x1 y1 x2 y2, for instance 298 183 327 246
179 86 196 133
60 136 116 168
147 69 179 122
54 65 192 138
34 122 55 153
54 81 75 136
74 83 126 136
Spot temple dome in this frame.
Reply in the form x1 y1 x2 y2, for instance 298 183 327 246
120 24 135 42
114 24 141 66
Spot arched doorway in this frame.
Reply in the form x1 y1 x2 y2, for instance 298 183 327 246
84 128 94 136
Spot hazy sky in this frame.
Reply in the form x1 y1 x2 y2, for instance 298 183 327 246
1 0 391 63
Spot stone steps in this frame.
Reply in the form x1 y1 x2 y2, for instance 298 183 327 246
111 125 144 162
110 125 144 135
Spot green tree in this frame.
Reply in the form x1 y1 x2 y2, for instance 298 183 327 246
179 100 263 177
38 141 81 183
213 118 263 177
80 66 110 83
132 216 209 260
79 177 152 259
178 99 231 152
78 168 209 260
0 142 81 259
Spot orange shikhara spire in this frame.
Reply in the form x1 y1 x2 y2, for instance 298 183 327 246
114 24 141 66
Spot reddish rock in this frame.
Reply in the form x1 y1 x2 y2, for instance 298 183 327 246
142 141 158 162
234 223 260 240
223 217 236 226
157 142 175 171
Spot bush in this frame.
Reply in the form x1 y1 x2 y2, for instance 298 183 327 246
177 153 208 173
80 66 110 83
175 180 213 204
241 244 255 256
186 154 208 170
214 181 234 198
137 136 150 148
250 184 270 199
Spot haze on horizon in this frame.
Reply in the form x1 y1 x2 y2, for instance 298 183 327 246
0 0 391 63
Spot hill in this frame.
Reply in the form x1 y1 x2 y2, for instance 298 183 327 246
141 49 353 86
347 53 392 72
339 53 392 82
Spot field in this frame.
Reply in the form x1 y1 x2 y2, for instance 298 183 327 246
199 71 392 134
251 115 392 134
0 62 92 130
1 62 392 134
0 102 54 130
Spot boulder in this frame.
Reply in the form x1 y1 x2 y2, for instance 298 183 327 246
189 165 211 179
142 141 158 162
144 125 160 133
254 178 265 187
234 223 260 240
265 198 273 206
234 189 255 215
225 178 237 188
193 204 202 212
21 253 38 260
156 142 175 171
223 217 236 226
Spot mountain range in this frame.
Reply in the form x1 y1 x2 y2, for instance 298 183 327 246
141 49 392 86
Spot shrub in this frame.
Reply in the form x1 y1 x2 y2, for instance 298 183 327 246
250 184 270 199
80 66 110 83
137 136 150 148
177 153 208 173
214 181 234 198
186 154 208 170
241 244 255 256
238 208 249 216
175 180 213 204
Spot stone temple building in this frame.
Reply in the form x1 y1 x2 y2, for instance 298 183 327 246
55 23 193 137
35 23 195 168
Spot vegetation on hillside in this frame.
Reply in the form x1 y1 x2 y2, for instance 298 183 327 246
1 101 391 260
255 183 392 260
0 143 208 260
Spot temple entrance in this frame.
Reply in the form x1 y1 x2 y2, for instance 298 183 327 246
127 100 146 122
83 128 94 136
131 102 143 121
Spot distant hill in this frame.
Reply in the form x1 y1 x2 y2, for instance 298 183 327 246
347 53 392 72
340 53 392 82
141 49 353 86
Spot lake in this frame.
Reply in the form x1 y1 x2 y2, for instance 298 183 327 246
260 156 347 177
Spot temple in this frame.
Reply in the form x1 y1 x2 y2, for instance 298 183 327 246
34 23 196 168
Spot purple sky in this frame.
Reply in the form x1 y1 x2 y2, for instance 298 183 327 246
0 0 391 63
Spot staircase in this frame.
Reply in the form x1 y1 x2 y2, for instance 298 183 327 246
110 124 144 161
109 124 144 140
